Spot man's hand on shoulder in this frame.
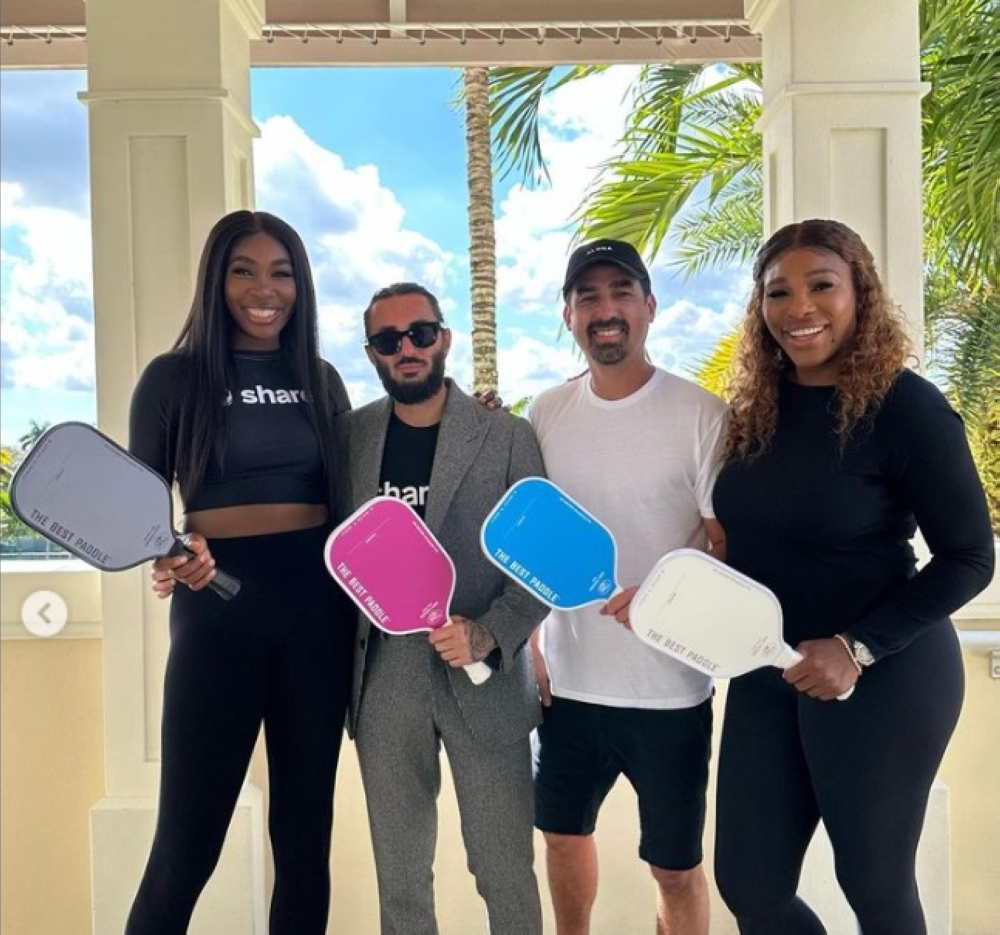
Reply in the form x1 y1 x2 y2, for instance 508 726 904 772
473 389 507 412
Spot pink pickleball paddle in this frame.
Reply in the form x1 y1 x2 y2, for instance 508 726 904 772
324 497 491 684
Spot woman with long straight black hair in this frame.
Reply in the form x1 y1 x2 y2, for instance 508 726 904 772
126 210 354 934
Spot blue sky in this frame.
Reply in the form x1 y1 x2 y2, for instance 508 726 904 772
0 66 749 446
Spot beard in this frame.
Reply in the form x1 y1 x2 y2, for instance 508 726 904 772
375 349 447 405
588 343 629 366
586 319 629 366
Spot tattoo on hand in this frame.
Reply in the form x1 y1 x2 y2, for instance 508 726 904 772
468 623 497 662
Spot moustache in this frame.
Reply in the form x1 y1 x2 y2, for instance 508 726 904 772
588 318 627 335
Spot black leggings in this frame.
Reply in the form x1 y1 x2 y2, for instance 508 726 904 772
126 526 355 935
715 624 963 935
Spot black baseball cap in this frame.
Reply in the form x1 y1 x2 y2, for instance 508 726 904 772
562 238 650 296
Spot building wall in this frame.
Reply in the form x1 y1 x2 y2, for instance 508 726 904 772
2 562 998 935
0 637 105 935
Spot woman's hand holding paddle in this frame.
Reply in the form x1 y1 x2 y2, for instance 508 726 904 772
151 533 218 596
783 638 860 702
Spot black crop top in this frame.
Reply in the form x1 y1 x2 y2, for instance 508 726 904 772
128 349 350 511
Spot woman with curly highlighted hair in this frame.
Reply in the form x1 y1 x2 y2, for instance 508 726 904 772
712 219 994 934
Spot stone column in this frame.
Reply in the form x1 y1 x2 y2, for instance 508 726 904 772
82 1 266 931
746 0 927 359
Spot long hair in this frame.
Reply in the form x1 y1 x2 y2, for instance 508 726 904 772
723 219 911 461
171 210 337 507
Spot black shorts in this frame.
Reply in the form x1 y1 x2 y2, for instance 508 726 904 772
533 695 713 871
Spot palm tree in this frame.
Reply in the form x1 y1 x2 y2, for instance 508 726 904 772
17 419 49 452
463 66 499 394
489 0 999 530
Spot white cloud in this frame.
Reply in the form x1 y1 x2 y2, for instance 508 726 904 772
498 335 584 404
254 114 455 402
0 182 91 298
1 183 96 397
4 339 95 392
256 115 451 295
648 298 743 375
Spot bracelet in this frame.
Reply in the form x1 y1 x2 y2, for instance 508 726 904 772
832 633 863 675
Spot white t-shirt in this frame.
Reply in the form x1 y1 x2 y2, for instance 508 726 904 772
529 368 727 709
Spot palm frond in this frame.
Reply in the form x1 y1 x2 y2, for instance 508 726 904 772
921 0 1000 287
935 288 1000 532
669 186 764 277
939 290 1000 424
488 66 607 185
689 329 739 398
573 66 762 258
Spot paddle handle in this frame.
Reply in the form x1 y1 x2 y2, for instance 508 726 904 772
782 648 853 701
207 567 242 601
168 538 242 601
778 646 804 669
463 661 492 685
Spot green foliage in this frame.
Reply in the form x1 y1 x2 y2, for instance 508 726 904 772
927 281 1000 531
921 0 1000 291
688 330 739 399
18 419 49 451
1 421 54 551
2 450 18 529
1 446 32 542
574 64 763 265
509 396 533 417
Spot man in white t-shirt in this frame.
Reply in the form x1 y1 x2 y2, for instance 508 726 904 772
529 239 727 935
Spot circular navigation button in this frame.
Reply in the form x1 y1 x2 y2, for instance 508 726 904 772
21 591 68 638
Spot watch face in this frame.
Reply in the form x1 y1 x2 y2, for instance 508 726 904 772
853 640 875 667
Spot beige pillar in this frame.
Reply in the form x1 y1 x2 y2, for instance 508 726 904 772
82 1 267 931
746 0 927 361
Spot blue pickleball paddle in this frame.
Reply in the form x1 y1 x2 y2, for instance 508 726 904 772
480 477 622 609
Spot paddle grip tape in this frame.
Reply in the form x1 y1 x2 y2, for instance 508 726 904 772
165 536 242 601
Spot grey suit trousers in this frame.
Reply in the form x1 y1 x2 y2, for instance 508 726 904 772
355 634 542 935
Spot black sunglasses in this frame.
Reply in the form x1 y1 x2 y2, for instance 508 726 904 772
365 321 443 357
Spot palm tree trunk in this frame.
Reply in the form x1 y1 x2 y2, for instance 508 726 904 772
464 66 498 394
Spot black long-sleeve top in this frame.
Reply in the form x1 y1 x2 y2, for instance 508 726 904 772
129 349 350 511
713 369 995 661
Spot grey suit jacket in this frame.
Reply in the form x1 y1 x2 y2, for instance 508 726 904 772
337 380 548 746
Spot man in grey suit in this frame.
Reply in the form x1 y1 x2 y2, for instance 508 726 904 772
338 282 548 935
